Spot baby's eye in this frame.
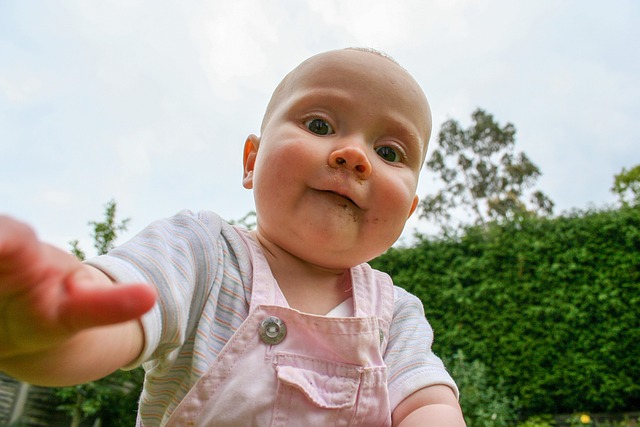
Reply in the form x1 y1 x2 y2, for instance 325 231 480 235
305 118 334 136
375 146 401 163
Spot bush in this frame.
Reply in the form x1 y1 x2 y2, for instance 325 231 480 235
517 415 556 427
445 350 519 427
373 206 640 414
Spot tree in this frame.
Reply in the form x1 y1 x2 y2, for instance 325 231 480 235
611 164 640 207
69 200 130 260
420 109 554 234
55 200 142 427
229 210 257 230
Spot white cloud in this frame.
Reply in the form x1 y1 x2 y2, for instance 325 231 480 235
40 189 74 206
0 74 43 104
192 1 280 99
306 0 414 48
114 128 154 180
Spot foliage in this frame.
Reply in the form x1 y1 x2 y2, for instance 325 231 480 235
69 199 130 259
611 164 640 207
372 205 640 415
229 210 257 230
93 368 144 427
445 350 519 427
567 413 594 426
559 413 639 427
517 414 556 427
420 109 553 234
53 200 143 427
54 368 143 427
69 239 86 261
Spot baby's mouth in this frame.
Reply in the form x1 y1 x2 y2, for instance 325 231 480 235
321 190 359 208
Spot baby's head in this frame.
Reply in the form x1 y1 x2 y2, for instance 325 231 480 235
243 48 432 269
260 48 432 159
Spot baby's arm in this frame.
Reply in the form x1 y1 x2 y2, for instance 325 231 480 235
0 216 156 386
392 385 466 426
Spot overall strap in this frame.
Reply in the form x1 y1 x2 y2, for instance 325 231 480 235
233 228 288 309
350 263 395 347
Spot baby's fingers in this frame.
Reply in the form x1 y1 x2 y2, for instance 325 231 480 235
58 281 157 332
0 216 44 291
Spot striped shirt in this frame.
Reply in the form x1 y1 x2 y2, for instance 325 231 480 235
87 210 457 426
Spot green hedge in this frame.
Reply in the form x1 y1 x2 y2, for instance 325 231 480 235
371 206 640 415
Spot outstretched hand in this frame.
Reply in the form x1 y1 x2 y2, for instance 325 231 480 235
0 215 156 361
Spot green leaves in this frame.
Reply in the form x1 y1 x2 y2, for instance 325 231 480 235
421 109 553 234
612 164 640 207
68 199 130 260
373 205 640 416
90 200 130 256
446 350 519 427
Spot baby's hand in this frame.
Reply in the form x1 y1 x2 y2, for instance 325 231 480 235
0 216 156 361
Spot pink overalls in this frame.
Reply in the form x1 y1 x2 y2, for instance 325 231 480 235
163 231 395 426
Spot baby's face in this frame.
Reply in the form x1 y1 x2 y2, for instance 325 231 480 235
244 49 431 269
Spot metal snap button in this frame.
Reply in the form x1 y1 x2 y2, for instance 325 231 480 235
259 316 287 345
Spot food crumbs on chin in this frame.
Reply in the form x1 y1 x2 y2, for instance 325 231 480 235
338 203 359 222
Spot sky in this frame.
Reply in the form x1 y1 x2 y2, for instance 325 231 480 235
1 0 638 255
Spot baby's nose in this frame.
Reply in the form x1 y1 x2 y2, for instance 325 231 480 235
329 144 372 179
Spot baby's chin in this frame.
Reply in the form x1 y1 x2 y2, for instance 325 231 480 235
303 234 399 268
291 240 389 271
255 218 397 269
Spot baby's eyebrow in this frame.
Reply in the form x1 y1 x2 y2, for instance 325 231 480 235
385 119 425 161
286 88 354 111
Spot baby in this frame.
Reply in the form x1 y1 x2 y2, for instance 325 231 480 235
0 48 465 426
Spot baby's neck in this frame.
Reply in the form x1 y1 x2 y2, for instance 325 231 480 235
252 232 353 315
278 268 352 315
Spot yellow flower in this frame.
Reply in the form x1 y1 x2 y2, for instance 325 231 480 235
580 413 591 424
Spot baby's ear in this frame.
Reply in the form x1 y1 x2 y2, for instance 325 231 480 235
408 195 419 218
242 135 260 189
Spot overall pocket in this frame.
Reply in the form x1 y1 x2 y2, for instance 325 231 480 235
271 353 363 427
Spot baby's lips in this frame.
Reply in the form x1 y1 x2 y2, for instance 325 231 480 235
315 181 365 209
